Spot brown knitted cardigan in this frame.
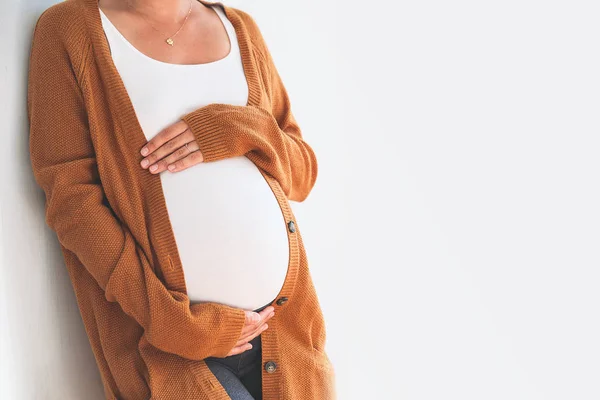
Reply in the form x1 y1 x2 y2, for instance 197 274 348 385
27 0 335 398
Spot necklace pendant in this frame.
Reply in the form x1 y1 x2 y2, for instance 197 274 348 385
166 38 174 46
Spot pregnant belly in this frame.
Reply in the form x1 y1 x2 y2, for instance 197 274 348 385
160 155 290 311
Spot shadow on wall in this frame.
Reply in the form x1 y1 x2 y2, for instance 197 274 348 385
1 1 105 399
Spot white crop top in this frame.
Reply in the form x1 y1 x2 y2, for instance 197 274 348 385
99 5 289 311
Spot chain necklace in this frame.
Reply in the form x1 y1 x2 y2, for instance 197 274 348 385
125 0 193 46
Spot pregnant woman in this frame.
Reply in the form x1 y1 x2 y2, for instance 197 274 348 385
27 0 335 399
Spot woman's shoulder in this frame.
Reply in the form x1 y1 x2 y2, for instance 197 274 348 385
36 0 83 30
31 0 89 64
224 5 271 61
34 0 85 45
29 0 91 83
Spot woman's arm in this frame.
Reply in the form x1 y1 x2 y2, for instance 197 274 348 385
180 12 318 202
27 9 246 361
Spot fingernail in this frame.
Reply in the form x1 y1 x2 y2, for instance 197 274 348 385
253 312 260 322
168 164 175 171
150 165 157 172
141 147 149 156
141 159 149 168
247 344 253 349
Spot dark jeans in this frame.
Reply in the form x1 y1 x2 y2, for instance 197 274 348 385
204 300 273 400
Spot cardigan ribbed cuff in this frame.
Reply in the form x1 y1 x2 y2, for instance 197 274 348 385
204 303 247 358
180 106 231 163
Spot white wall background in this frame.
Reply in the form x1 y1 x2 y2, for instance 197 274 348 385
2 0 600 399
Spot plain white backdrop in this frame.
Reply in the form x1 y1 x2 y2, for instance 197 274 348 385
2 0 600 399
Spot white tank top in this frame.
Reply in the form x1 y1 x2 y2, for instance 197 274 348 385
99 5 289 311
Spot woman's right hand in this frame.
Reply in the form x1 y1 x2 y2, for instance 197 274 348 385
224 306 276 357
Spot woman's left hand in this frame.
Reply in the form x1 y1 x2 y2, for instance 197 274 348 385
139 119 204 174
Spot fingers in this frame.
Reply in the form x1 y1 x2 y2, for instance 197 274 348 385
225 341 254 357
166 146 205 173
163 140 199 169
140 119 188 158
140 125 196 173
242 307 275 335
225 307 276 357
243 321 270 344
245 306 275 326
236 307 275 345
225 325 267 356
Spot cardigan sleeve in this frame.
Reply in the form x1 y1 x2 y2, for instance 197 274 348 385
27 10 246 361
179 13 318 202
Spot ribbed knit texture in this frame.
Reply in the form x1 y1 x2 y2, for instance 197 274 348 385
27 0 335 399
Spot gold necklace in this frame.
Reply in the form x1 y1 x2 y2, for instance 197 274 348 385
126 0 193 46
